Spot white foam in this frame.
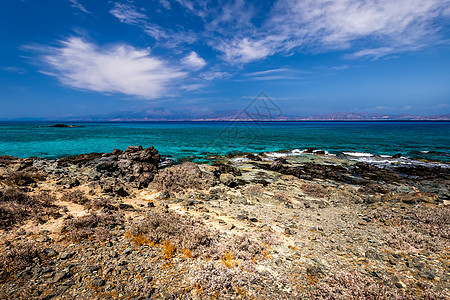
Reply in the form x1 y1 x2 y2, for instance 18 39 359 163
343 152 374 157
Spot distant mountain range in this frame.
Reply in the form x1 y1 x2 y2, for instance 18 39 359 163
6 109 450 121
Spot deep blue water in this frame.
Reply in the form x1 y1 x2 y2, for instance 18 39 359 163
0 121 449 162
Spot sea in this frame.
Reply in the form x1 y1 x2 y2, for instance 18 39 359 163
0 121 449 163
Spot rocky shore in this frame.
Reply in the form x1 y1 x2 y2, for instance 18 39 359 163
0 146 449 299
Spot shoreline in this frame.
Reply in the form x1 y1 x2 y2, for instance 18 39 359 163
1 145 449 299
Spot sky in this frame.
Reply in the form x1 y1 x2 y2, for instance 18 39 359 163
1 0 450 119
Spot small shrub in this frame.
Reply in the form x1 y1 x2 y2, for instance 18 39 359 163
0 242 41 272
273 191 291 203
83 197 116 211
162 241 176 259
220 251 237 268
153 162 216 192
301 182 329 198
0 188 59 229
130 212 218 257
190 261 258 295
259 229 280 246
61 190 88 205
64 212 123 242
305 270 401 300
226 234 265 261
3 170 45 186
246 184 264 195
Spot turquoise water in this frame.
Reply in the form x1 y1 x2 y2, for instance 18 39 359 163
0 121 449 162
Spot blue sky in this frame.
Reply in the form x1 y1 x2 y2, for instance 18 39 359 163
1 0 450 119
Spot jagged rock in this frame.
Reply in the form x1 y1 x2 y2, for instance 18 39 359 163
220 173 237 187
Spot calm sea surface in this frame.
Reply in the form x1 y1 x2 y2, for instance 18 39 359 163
0 121 449 162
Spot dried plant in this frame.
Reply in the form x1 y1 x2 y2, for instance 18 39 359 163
190 261 258 295
301 182 329 198
153 162 216 192
63 212 123 242
0 188 59 229
2 169 45 186
305 270 401 300
130 212 218 257
246 184 264 195
60 190 89 205
273 191 291 203
0 242 41 272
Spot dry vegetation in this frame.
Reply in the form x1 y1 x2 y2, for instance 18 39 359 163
63 212 123 242
129 212 219 257
1 169 46 186
301 182 329 198
0 242 41 273
0 188 60 229
153 162 216 192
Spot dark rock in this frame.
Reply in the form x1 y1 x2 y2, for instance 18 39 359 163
393 153 402 158
213 163 242 176
147 202 155 207
159 190 171 199
115 186 129 197
44 248 57 257
94 278 106 287
246 154 262 161
419 270 435 280
49 124 77 128
306 265 324 277
249 217 258 222
119 203 134 210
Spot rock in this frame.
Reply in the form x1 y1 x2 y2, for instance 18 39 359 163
306 265 324 277
44 248 57 257
220 173 237 187
94 278 106 287
124 247 134 255
115 186 129 197
393 153 402 158
420 270 435 280
59 251 73 260
53 271 70 283
246 154 262 161
119 203 134 210
249 217 258 222
237 214 248 220
147 202 155 207
49 124 76 128
159 190 171 199
125 145 143 152
213 163 242 176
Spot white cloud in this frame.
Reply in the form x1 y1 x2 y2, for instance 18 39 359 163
181 51 206 70
159 0 171 10
68 0 89 13
110 2 148 25
219 38 273 63
245 68 290 77
39 37 186 99
213 0 450 62
200 71 230 81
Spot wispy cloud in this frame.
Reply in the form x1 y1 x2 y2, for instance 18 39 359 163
33 37 186 99
213 0 450 62
110 2 148 25
245 68 291 77
1 66 27 74
68 0 89 14
181 51 206 70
